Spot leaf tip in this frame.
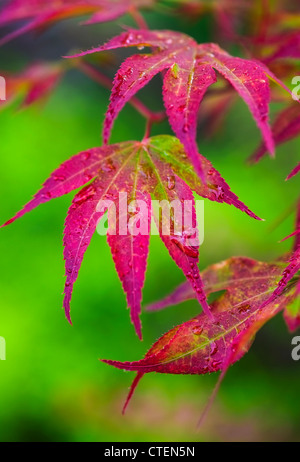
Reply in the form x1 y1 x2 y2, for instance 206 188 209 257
63 293 73 326
1 217 15 228
122 372 144 415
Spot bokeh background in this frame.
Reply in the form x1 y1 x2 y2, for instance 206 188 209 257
0 6 299 442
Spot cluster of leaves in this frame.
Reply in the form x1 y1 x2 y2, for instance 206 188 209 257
0 0 155 46
1 0 300 420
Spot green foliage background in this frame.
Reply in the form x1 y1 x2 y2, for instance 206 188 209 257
0 9 299 442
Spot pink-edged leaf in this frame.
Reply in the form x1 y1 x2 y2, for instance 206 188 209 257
250 105 300 164
68 29 276 177
102 256 297 411
1 136 255 337
63 143 146 332
68 30 187 59
63 179 107 324
198 287 297 425
146 256 287 312
2 135 260 336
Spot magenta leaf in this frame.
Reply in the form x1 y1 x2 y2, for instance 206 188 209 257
0 0 154 46
107 172 152 339
102 256 297 411
0 62 65 109
265 31 300 62
68 29 275 178
287 163 300 181
2 144 128 226
146 256 287 312
2 136 260 337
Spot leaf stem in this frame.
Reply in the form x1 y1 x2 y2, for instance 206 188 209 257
143 118 153 139
130 7 148 30
77 60 165 123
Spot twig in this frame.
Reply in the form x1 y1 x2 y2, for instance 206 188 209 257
77 60 166 123
143 118 152 139
130 7 149 30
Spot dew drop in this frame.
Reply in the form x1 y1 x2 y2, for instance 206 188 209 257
102 159 116 172
210 342 218 356
73 185 96 205
42 191 52 199
167 175 175 190
84 173 93 182
82 151 91 161
192 325 203 335
211 360 221 369
238 303 251 314
53 175 66 182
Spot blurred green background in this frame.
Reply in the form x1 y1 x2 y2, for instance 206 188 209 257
0 7 300 442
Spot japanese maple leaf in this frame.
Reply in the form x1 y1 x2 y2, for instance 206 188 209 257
250 105 300 176
0 61 65 108
146 256 288 311
2 135 259 339
0 0 153 46
174 0 250 40
69 28 275 181
102 256 298 412
264 31 300 63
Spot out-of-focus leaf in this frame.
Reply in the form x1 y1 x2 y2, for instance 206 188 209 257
0 62 65 109
0 0 154 46
102 256 298 411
